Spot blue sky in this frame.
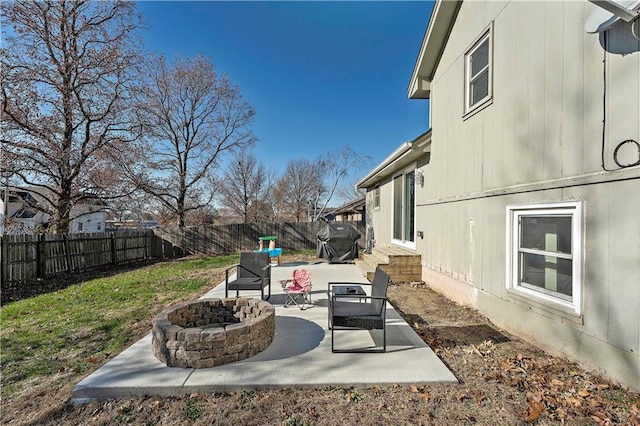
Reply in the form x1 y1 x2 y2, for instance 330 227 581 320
137 1 433 181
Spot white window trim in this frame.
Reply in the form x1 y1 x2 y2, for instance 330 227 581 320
373 185 380 210
391 165 417 251
464 27 493 115
505 201 583 316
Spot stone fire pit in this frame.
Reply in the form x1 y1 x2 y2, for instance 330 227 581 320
152 298 275 368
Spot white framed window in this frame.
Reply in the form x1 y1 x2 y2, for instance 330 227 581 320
506 202 583 315
465 28 492 113
373 186 380 210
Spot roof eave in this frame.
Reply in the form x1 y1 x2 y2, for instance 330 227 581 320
356 130 432 189
407 0 462 99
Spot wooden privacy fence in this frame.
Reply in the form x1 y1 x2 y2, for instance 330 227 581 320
0 231 159 286
1 221 364 286
154 221 365 256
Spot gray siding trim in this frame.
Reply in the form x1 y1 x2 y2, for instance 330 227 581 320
418 168 639 206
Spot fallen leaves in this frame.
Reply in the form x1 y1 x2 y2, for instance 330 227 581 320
480 352 634 423
409 281 427 288
578 388 591 398
525 400 545 422
463 340 495 357
371 385 382 397
375 401 388 411
306 406 318 418
345 389 362 403
410 385 431 402
472 390 486 406
629 405 640 426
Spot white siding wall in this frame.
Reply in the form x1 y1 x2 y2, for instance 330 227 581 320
71 211 106 234
367 177 393 247
419 0 640 390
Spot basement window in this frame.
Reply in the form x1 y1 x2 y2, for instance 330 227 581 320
506 202 583 315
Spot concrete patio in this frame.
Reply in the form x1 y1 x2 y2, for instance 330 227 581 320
71 262 457 402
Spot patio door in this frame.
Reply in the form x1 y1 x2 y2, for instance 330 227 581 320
392 168 415 249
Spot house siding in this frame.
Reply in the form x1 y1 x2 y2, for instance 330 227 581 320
1 188 108 235
416 1 640 389
366 177 393 246
71 211 107 234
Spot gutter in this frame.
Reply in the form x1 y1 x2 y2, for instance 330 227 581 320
356 130 432 189
356 142 412 189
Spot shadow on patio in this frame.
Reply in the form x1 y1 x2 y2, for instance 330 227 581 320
71 262 457 402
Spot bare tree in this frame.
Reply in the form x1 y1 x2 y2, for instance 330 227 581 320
1 0 144 233
106 190 155 223
132 54 256 228
337 180 366 203
216 149 275 223
185 204 219 226
313 146 372 220
274 147 370 222
275 159 325 222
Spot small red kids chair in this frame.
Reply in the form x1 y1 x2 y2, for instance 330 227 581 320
280 269 312 310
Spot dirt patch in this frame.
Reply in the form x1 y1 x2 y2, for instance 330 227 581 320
1 259 162 305
3 256 640 425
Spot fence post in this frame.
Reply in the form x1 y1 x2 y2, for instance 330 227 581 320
121 232 127 265
1 236 7 287
37 233 46 279
146 230 154 259
111 233 117 265
63 234 72 273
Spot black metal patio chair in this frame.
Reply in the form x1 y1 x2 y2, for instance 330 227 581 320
328 267 390 353
225 252 271 300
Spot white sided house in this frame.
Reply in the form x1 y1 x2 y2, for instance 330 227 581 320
357 0 640 390
69 200 108 234
0 187 108 235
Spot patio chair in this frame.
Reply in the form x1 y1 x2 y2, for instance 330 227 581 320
328 267 390 353
225 252 271 300
281 269 312 310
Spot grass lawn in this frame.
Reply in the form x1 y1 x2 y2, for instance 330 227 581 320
0 253 243 402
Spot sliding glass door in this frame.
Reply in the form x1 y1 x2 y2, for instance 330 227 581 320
392 169 415 249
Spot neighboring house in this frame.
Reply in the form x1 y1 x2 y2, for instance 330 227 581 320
0 187 108 234
0 189 50 234
69 197 108 234
327 198 366 224
106 218 159 231
358 0 640 390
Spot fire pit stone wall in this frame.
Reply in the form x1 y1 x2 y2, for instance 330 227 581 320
152 297 275 368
